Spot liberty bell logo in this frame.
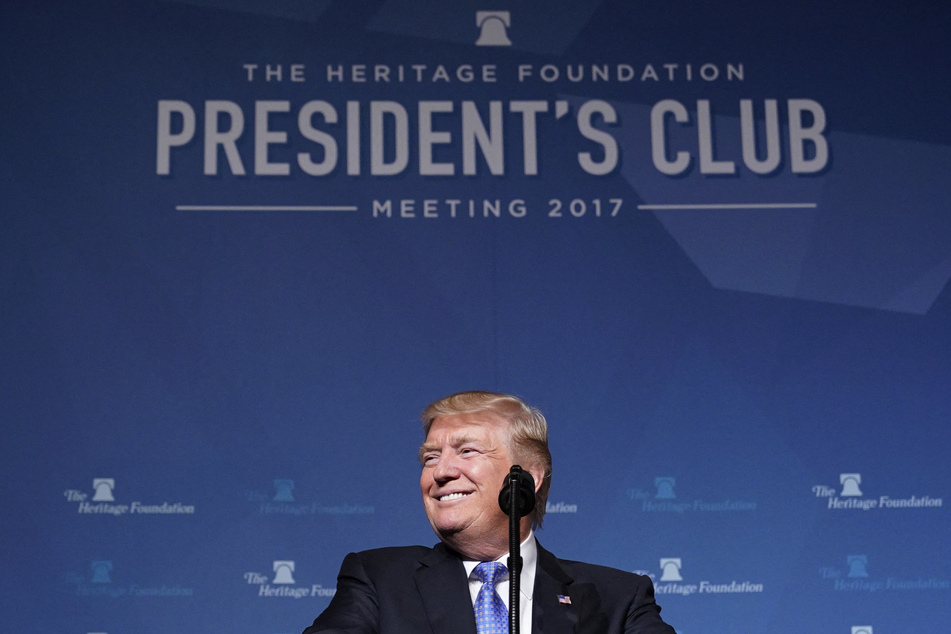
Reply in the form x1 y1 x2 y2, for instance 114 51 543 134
92 478 115 501
659 558 683 582
475 11 511 46
847 555 869 578
272 560 296 584
654 477 676 499
91 560 113 584
839 473 862 497
273 479 295 502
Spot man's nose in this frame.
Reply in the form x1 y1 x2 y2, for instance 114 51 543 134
432 455 460 482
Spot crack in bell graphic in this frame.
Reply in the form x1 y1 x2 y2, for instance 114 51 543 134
475 11 511 46
273 560 296 584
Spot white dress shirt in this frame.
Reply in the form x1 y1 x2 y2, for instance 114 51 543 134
463 532 537 633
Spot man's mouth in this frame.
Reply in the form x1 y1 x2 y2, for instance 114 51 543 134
438 492 472 501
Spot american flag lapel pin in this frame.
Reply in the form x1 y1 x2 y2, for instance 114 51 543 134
557 594 571 604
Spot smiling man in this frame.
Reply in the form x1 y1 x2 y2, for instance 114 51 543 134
303 391 675 634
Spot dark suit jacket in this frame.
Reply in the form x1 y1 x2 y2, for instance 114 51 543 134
302 541 676 634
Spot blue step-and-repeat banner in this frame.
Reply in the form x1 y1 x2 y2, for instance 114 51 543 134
2 1 950 633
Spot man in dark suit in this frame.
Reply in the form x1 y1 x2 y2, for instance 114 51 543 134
303 391 676 634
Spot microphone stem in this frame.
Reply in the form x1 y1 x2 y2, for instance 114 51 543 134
508 470 520 634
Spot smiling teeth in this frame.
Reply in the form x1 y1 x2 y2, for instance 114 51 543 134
439 492 470 501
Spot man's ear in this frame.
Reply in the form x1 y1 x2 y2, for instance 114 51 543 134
526 463 545 495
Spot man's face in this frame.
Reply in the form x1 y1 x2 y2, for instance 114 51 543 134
419 412 516 559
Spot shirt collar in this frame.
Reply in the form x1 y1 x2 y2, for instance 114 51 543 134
463 531 537 600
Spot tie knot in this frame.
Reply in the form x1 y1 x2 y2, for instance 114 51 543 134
474 561 507 585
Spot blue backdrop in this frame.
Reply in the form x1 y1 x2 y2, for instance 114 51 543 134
2 1 950 633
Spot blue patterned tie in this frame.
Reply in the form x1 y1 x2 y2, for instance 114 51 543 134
473 561 509 634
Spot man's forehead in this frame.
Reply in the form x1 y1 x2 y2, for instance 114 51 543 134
424 412 512 443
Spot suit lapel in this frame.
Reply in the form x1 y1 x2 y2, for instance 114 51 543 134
414 543 478 634
533 543 580 634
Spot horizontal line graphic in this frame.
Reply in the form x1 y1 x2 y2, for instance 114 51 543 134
637 203 817 210
175 205 358 212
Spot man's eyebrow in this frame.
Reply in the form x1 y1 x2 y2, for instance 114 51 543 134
418 434 485 461
418 444 434 464
418 441 447 464
450 433 481 446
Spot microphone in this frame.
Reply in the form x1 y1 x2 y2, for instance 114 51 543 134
498 465 536 518
499 465 535 634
